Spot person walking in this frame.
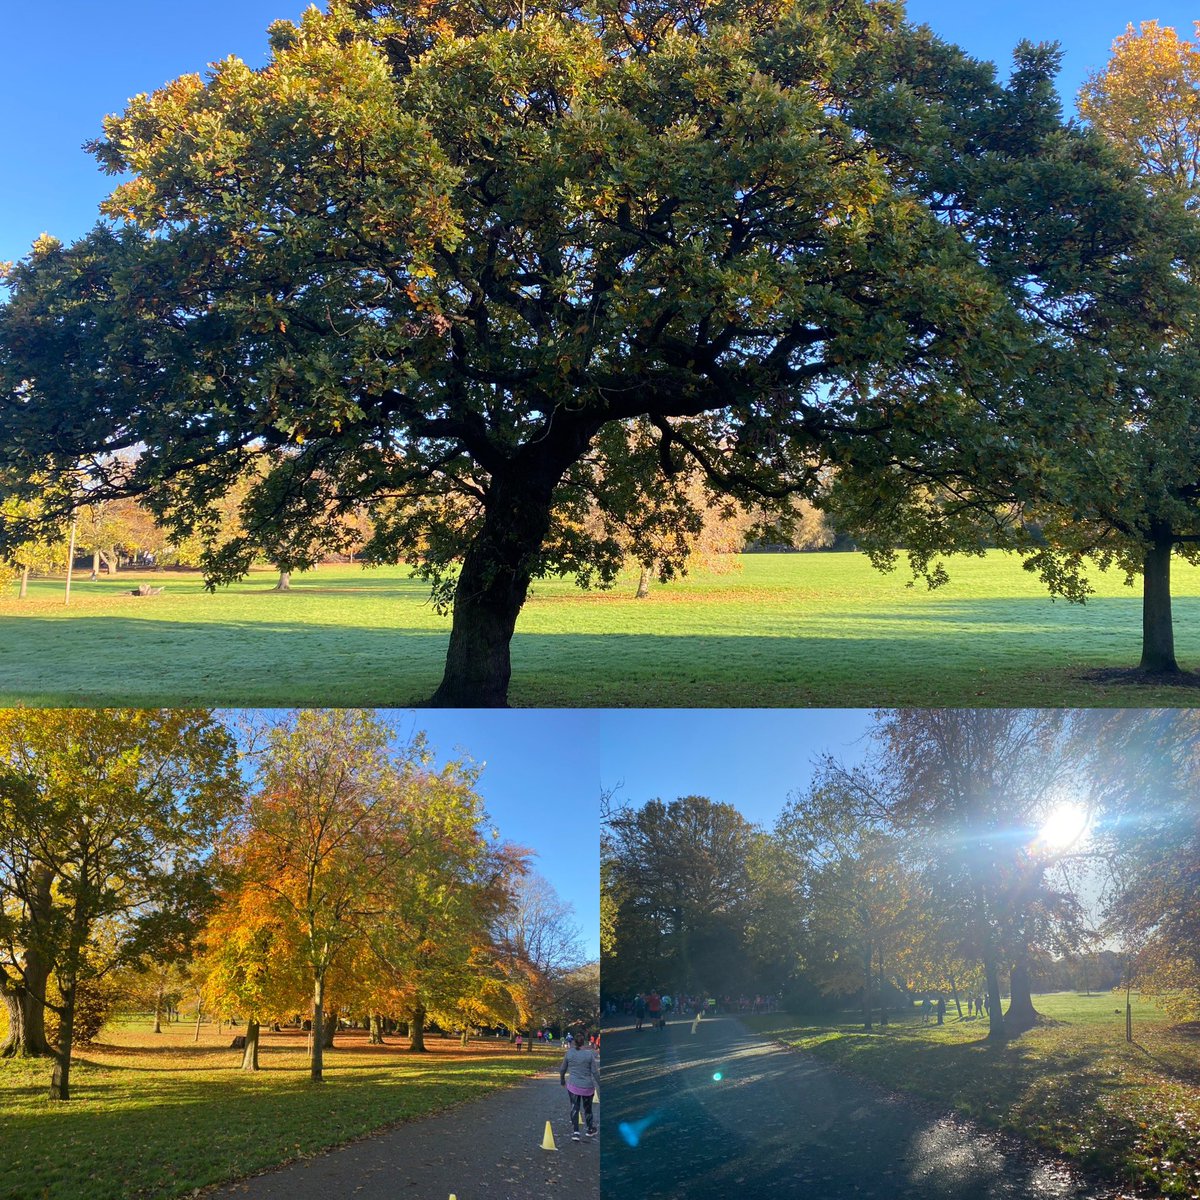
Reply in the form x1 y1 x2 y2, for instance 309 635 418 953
560 1029 600 1142
634 992 646 1031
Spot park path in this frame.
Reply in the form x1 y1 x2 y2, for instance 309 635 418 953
602 1015 1115 1200
206 1067 598 1200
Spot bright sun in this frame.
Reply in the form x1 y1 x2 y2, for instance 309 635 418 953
1038 801 1091 850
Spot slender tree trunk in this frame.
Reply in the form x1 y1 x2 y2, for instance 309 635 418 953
1125 982 1134 1044
635 564 652 599
49 998 76 1101
984 957 1006 1043
194 1001 203 1042
311 974 326 1081
862 944 873 1031
878 947 888 1027
273 570 291 592
409 1004 427 1053
241 1020 260 1071
153 988 163 1034
18 565 29 599
49 942 82 1102
1140 534 1179 673
369 1013 384 1045
947 969 962 1020
1005 956 1039 1033
91 550 100 580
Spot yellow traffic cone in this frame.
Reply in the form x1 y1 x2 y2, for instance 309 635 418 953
541 1120 557 1151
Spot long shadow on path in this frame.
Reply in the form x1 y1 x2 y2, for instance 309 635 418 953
603 1017 1114 1200
206 1068 598 1200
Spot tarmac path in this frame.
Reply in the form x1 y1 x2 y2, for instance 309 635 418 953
602 1015 1117 1200
207 1066 599 1200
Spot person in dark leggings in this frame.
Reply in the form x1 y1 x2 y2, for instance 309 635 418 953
560 1029 600 1141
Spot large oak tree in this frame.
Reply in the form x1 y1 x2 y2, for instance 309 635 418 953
0 0 1158 704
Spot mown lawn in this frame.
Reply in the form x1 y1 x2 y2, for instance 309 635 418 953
0 1018 544 1200
4 552 1200 706
744 992 1200 1198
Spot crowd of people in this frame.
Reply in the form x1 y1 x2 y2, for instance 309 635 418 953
604 990 782 1027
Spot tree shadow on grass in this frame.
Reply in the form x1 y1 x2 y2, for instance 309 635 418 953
5 599 1200 706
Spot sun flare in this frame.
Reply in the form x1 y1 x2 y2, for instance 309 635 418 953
1038 801 1091 850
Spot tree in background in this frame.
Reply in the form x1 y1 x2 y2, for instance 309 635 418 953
1080 22 1200 203
984 22 1200 676
0 709 239 1098
229 709 413 1082
0 490 68 598
1079 709 1200 1023
775 764 914 1030
879 709 1089 1040
603 796 759 996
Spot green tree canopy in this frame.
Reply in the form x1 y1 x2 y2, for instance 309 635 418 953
0 0 1150 705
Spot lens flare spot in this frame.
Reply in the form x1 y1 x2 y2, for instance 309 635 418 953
712 1071 723 1081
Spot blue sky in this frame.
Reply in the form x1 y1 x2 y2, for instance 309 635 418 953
3 2 1199 266
330 710 603 959
596 710 874 829
399 709 877 958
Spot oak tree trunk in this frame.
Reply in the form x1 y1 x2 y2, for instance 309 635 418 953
18 565 29 599
428 449 587 706
273 570 291 592
1 871 54 1059
241 1020 260 1071
369 1013 384 1045
1140 535 1179 673
1005 957 1039 1033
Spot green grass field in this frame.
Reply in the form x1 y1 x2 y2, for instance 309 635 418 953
0 1017 545 1200
4 552 1200 706
744 992 1200 1197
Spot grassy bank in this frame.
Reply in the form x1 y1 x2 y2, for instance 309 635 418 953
0 1018 542 1200
4 553 1200 706
744 992 1200 1197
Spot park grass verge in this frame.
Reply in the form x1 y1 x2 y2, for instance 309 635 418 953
0 1021 548 1200
743 992 1200 1198
8 553 1200 705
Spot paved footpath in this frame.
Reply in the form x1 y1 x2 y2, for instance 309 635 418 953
208 1068 598 1200
603 1016 1118 1200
